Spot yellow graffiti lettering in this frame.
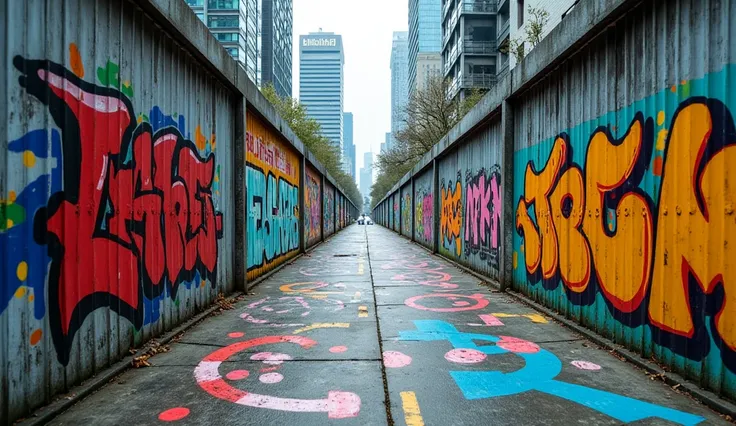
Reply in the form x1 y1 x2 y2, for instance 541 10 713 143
520 137 567 279
582 117 653 312
649 102 736 350
440 181 463 256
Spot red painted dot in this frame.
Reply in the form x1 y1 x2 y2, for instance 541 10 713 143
158 407 190 422
329 345 348 353
225 369 250 380
228 332 245 338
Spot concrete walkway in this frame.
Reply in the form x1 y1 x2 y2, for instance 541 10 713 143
49 225 726 425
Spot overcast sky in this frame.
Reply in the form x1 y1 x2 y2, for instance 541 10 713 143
292 0 408 173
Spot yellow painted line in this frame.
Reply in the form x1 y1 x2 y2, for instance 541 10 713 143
358 261 365 275
292 323 350 334
492 313 548 324
400 391 425 426
358 306 369 318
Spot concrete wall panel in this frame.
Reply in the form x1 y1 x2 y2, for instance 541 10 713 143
304 165 322 247
400 183 413 238
413 169 434 248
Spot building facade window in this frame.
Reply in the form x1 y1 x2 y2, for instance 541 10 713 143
215 32 239 42
208 15 239 28
208 0 238 9
186 0 204 5
517 0 525 28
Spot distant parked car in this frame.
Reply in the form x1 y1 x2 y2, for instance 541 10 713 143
365 216 374 225
357 215 365 225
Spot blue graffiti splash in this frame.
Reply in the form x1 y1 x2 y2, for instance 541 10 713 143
398 320 705 425
1 129 62 319
149 106 186 135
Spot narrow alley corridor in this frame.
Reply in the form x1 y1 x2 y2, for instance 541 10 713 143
47 226 725 425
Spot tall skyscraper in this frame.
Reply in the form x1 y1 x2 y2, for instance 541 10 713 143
261 0 293 97
390 31 409 151
343 113 356 178
442 0 498 100
186 0 261 85
300 32 345 153
408 0 442 94
360 152 374 198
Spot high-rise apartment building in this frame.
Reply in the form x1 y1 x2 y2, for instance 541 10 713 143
300 32 345 153
442 0 498 100
261 0 293 97
416 52 442 91
360 152 374 198
390 31 409 152
186 0 261 85
497 0 577 75
408 0 442 95
343 112 356 179
186 0 294 93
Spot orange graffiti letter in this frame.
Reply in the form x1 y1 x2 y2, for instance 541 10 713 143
549 166 590 291
649 101 736 350
582 117 653 312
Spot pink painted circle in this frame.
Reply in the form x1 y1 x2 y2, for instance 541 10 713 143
404 293 489 312
250 352 292 365
259 372 284 384
225 369 250 380
330 346 348 353
228 332 245 338
444 348 487 364
571 360 602 370
158 407 190 422
496 336 540 353
383 351 412 368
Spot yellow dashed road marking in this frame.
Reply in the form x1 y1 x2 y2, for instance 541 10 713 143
492 313 548 324
358 306 369 318
400 391 425 426
292 323 350 334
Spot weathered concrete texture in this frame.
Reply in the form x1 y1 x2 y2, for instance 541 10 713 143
49 225 727 425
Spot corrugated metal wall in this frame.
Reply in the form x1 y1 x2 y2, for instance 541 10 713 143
372 0 736 403
323 182 335 237
0 0 359 422
1 0 235 421
437 121 503 280
400 182 413 238
413 169 433 248
392 191 400 232
512 0 736 399
245 111 300 280
304 165 322 248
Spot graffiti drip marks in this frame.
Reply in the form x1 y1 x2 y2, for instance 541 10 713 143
440 175 463 256
247 166 299 271
516 98 736 366
13 57 224 364
464 167 501 270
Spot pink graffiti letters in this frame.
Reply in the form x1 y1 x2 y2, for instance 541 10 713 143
464 167 502 270
14 56 223 364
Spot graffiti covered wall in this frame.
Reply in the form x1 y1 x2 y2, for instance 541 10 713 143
1 1 233 421
304 166 322 247
413 170 434 248
512 2 736 399
401 183 413 238
324 183 336 237
437 123 503 280
393 192 401 233
246 112 300 280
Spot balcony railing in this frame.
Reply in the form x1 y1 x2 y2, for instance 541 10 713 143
442 0 454 20
462 73 497 89
497 18 510 42
461 0 497 14
463 39 497 55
